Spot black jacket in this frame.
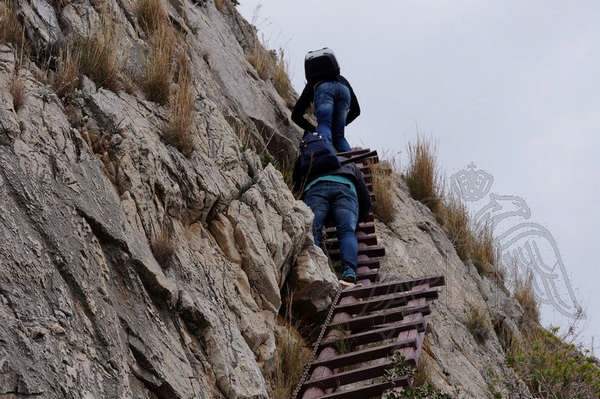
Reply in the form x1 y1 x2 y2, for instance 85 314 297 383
293 160 372 223
291 75 361 133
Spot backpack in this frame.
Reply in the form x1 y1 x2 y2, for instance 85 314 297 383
305 48 340 82
296 132 341 182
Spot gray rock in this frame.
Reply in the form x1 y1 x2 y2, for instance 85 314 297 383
0 1 536 398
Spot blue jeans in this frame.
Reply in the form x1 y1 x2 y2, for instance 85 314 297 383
314 81 352 152
303 181 358 273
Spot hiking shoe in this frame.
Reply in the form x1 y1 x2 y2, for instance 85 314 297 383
341 267 357 284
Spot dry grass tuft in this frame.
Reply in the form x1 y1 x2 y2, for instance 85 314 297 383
372 161 395 223
151 224 176 267
75 17 120 91
136 0 167 34
412 345 433 387
0 1 26 49
53 45 80 97
471 223 497 277
440 196 472 261
164 53 195 156
9 74 26 111
514 274 540 327
142 24 175 104
271 318 311 399
405 137 443 214
466 304 490 344
214 0 228 12
272 49 294 104
247 42 273 80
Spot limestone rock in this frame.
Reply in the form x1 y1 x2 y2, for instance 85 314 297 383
291 245 339 313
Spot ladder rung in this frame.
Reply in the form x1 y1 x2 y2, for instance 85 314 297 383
325 221 375 235
317 376 410 399
320 317 425 349
305 360 394 391
311 338 417 370
328 303 431 333
334 287 440 315
340 275 445 299
325 233 378 248
328 245 385 261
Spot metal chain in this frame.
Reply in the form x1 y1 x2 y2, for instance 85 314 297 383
292 285 344 399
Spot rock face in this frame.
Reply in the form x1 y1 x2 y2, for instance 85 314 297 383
0 1 336 398
0 1 538 398
377 178 532 398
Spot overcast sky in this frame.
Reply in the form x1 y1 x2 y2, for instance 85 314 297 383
238 0 600 350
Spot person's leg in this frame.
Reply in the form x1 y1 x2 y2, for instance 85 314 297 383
332 184 359 281
331 83 352 152
302 183 332 247
314 82 336 145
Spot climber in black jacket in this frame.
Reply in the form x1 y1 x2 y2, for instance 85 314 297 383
292 76 360 153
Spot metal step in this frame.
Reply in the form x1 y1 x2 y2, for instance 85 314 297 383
319 317 426 349
340 275 446 300
328 303 431 333
304 359 399 391
334 287 440 315
310 338 417 371
317 376 410 399
325 233 378 249
325 221 375 235
328 245 385 261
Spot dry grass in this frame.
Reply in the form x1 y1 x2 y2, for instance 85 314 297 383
75 17 120 91
412 342 433 387
53 45 80 97
440 196 472 261
272 49 294 104
404 138 504 281
0 1 25 49
466 304 490 344
136 0 167 34
405 137 443 214
471 223 497 277
9 74 25 111
151 224 176 267
164 53 194 156
142 24 175 104
514 274 540 327
214 0 228 12
270 318 311 399
372 161 395 223
247 42 273 80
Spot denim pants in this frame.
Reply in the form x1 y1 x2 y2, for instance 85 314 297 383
314 81 352 152
303 181 358 272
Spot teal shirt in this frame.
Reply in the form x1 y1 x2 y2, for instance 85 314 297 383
304 175 357 196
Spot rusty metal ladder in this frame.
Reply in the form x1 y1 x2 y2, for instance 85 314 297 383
294 148 446 399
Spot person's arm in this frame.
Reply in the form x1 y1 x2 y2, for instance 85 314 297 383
346 84 361 125
291 84 317 132
352 165 371 221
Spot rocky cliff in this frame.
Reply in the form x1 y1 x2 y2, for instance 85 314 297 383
1 1 534 398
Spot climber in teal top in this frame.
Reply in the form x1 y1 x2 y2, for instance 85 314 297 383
293 157 371 284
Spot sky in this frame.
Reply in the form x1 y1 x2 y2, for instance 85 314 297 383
238 0 600 350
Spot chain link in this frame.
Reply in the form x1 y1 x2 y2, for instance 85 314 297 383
292 286 344 399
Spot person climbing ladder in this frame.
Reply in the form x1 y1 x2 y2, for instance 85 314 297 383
292 48 361 153
293 150 371 284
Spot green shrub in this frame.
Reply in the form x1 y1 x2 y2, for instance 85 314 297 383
509 327 600 399
383 352 454 398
